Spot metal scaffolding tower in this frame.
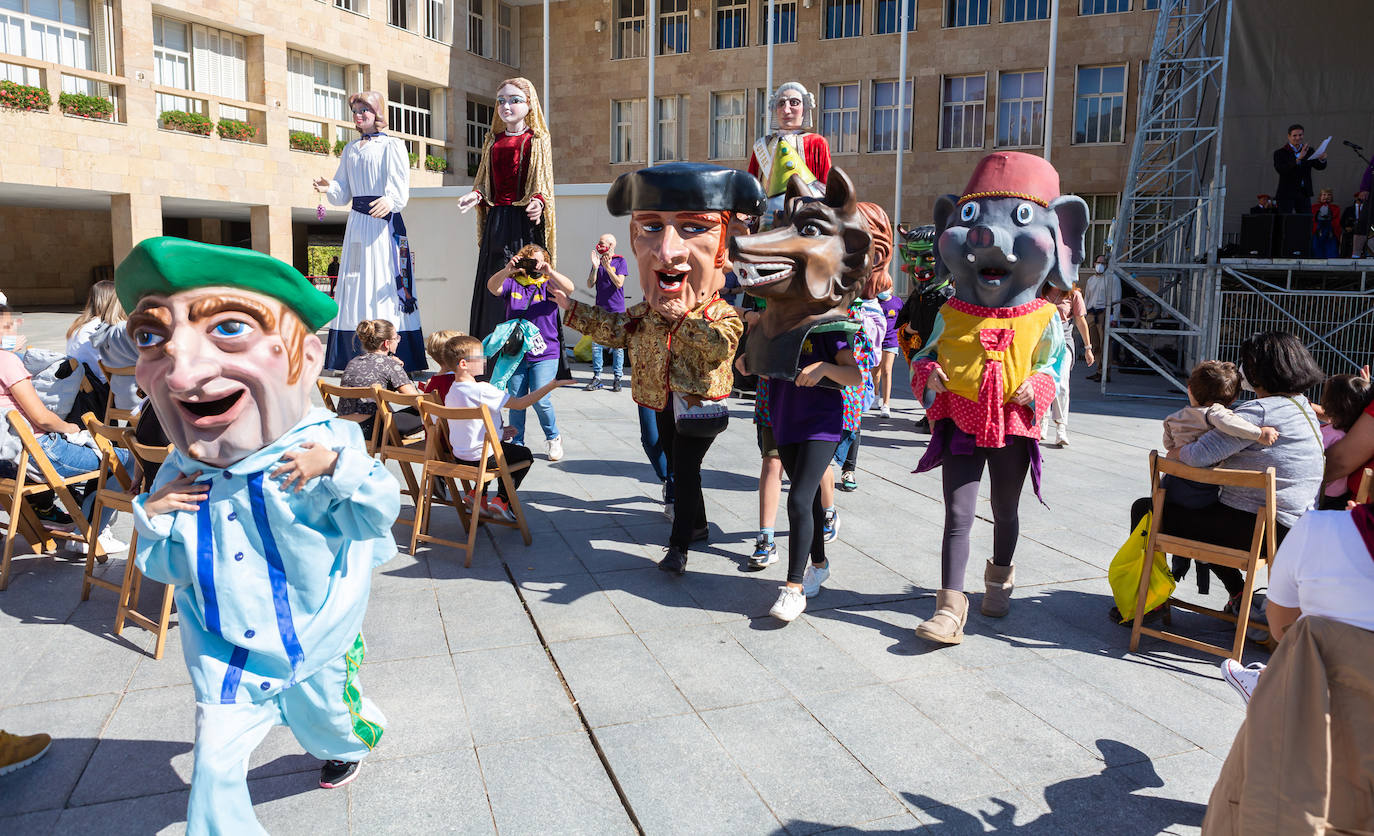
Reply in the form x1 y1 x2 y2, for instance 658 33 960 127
1103 0 1232 396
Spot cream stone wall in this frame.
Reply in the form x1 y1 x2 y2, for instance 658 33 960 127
0 206 114 306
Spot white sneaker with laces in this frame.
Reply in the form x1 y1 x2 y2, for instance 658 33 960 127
1220 658 1265 705
769 586 806 622
801 561 830 598
878 403 891 419
546 437 564 462
74 531 129 555
1056 422 1069 447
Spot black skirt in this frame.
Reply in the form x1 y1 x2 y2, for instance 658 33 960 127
469 204 546 340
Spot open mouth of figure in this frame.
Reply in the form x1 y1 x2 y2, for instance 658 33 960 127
177 390 245 424
656 271 687 294
735 261 794 289
978 267 1009 283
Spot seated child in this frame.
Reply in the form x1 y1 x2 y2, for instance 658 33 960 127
1162 360 1279 509
419 329 463 401
442 335 570 521
1318 373 1374 509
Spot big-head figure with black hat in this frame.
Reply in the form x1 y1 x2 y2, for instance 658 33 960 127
906 152 1086 648
556 162 765 575
116 237 401 834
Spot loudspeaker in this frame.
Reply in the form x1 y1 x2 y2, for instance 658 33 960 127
1276 213 1311 258
1239 213 1277 257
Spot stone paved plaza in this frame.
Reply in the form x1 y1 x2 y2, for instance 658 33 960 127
0 313 1262 835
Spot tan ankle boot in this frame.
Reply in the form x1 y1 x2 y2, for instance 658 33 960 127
914 589 968 644
982 561 1015 618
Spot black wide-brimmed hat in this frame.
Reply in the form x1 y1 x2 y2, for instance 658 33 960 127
606 162 767 217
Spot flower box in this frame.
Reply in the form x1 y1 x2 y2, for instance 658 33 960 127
160 109 213 136
289 130 330 154
424 154 448 173
58 92 114 120
216 117 256 142
0 80 51 112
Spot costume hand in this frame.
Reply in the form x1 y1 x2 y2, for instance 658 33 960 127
144 473 210 517
312 177 331 193
502 426 518 442
795 361 827 388
927 365 949 394
527 197 544 223
1258 426 1280 446
457 191 481 212
367 196 393 218
653 296 688 321
1010 380 1034 406
271 442 339 492
1084 347 1096 366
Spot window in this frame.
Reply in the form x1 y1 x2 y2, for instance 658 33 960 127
758 0 796 43
467 0 516 63
874 0 914 33
334 0 365 12
152 17 247 120
658 0 688 54
466 98 492 173
425 0 446 40
715 0 748 49
388 79 433 140
755 88 769 140
870 79 912 152
151 16 191 114
1003 0 1048 21
823 0 861 38
1081 0 1128 13
944 0 987 26
287 50 349 139
496 2 513 63
820 82 859 154
710 90 746 159
656 95 685 161
1143 0 1159 8
1074 64 1126 144
467 0 485 54
995 70 1044 147
1075 193 1119 263
939 73 986 150
614 0 646 59
389 0 410 29
611 98 646 163
0 0 95 93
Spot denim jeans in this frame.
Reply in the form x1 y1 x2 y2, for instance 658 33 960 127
637 404 670 483
591 344 624 379
506 356 559 444
39 433 131 531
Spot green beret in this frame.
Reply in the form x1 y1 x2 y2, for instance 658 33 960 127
607 162 767 217
114 237 339 331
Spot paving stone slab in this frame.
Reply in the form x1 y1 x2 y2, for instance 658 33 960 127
517 573 632 642
360 655 471 761
802 598 967 684
593 566 718 632
724 618 881 699
360 586 451 662
450 644 581 745
249 770 349 835
6 620 151 706
70 686 195 806
348 748 495 834
907 789 1050 833
54 789 190 835
637 621 789 711
0 694 121 816
434 577 540 653
476 732 635 835
549 633 690 728
0 808 61 836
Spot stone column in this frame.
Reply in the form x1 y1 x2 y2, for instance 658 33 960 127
110 193 162 264
250 204 293 262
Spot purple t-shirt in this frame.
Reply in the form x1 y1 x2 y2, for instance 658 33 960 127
595 255 628 313
770 331 848 446
878 293 902 350
502 277 560 363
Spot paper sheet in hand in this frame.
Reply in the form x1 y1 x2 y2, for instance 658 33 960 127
1314 136 1332 157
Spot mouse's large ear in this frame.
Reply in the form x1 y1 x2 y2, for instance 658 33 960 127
1047 194 1090 290
931 195 959 279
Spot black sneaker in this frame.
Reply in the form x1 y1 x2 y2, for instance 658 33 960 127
658 545 688 575
913 417 931 434
319 760 360 789
33 503 73 528
747 536 777 570
611 378 622 393
584 378 604 392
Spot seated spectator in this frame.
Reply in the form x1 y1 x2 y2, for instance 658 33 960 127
91 319 140 414
442 335 569 521
1130 333 1324 610
65 280 124 383
1312 189 1341 258
418 328 464 402
1247 193 1277 215
337 319 421 438
1317 373 1374 508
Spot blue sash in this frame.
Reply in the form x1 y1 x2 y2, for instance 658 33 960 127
351 195 416 314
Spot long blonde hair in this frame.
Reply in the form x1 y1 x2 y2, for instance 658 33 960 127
68 280 124 339
472 77 558 263
347 91 388 131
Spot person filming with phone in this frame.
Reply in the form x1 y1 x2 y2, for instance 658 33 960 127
585 234 628 392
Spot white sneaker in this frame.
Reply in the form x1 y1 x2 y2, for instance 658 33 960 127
1055 423 1069 447
878 403 891 419
801 561 830 598
769 586 806 622
1220 659 1265 705
74 531 129 555
546 437 564 462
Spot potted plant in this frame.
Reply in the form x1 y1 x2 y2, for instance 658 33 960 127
58 92 114 120
407 151 419 169
0 80 51 112
160 109 213 135
424 154 448 173
333 138 347 156
288 130 330 154
216 117 256 141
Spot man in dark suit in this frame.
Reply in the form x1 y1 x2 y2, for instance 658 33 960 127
1273 124 1327 213
1344 191 1371 258
1248 194 1277 215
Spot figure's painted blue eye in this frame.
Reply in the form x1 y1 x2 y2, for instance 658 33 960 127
1014 203 1035 225
134 330 165 348
640 221 664 233
959 202 978 223
212 320 253 338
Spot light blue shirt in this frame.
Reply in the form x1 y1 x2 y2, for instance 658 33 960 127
134 408 401 705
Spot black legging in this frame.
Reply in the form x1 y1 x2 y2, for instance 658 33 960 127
655 408 714 551
778 439 839 584
1128 496 1290 598
941 437 1031 590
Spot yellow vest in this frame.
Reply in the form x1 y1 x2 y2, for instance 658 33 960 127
937 299 1057 403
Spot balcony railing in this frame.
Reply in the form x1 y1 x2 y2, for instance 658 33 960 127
153 86 269 145
0 52 128 123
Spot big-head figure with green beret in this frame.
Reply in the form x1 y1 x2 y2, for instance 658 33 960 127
116 237 401 834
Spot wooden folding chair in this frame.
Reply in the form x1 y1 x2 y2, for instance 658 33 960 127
0 413 101 590
374 387 435 516
98 360 140 426
79 415 176 658
1355 467 1374 505
317 380 383 455
1130 451 1277 663
411 400 531 567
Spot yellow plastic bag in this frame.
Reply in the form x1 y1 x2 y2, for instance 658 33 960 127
573 334 595 363
1108 512 1176 623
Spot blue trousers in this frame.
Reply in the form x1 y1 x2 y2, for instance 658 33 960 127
37 433 131 530
637 404 670 483
187 643 385 835
591 344 624 378
506 356 559 444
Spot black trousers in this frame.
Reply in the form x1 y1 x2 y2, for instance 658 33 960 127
778 440 838 584
457 442 533 502
655 407 714 550
1128 496 1290 598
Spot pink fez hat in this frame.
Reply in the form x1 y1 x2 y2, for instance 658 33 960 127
957 152 1061 208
